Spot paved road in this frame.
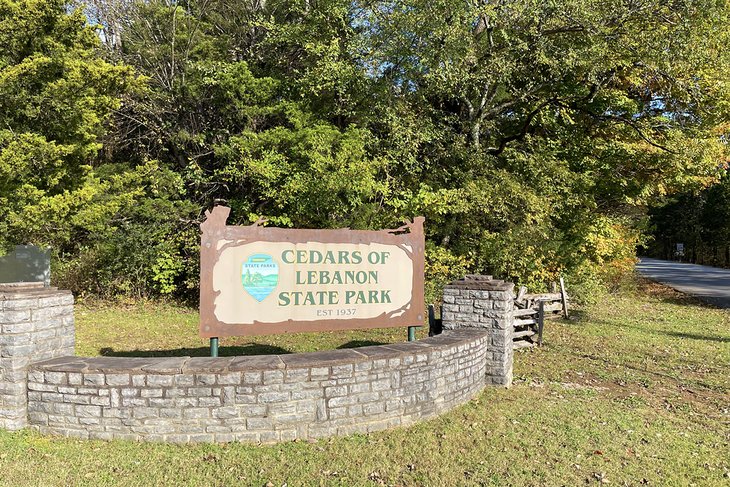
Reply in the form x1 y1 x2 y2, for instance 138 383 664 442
636 257 730 308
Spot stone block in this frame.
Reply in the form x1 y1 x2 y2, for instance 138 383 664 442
116 388 137 398
188 387 212 397
148 398 175 408
324 385 347 398
291 389 323 401
212 406 238 419
259 391 289 403
140 388 163 398
3 297 41 311
133 407 159 419
27 382 56 393
30 307 67 321
159 408 182 419
198 397 221 407
2 344 35 357
262 370 284 384
0 382 26 396
242 371 262 384
283 368 308 383
217 372 241 385
82 374 105 386
147 375 174 387
328 364 352 378
0 309 31 324
489 291 513 301
493 300 513 310
195 374 217 386
75 405 101 418
89 396 111 407
2 321 36 334
44 372 67 385
183 408 210 420
106 374 131 386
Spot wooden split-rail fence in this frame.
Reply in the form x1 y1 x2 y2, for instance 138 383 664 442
512 277 569 349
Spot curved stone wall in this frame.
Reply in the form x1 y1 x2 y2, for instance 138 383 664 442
26 329 488 443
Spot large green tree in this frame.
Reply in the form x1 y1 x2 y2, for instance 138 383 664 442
648 169 730 266
0 0 196 298
0 0 131 242
361 0 729 288
101 0 729 297
5 0 726 299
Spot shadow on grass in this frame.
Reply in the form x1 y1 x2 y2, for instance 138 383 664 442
600 320 730 344
663 330 730 343
659 293 728 309
98 339 390 358
563 307 587 322
635 276 729 309
567 348 725 392
554 315 727 391
99 344 292 357
337 340 387 349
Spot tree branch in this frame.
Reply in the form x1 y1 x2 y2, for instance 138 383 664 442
485 98 554 156
554 100 677 154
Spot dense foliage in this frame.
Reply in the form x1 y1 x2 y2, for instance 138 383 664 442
647 170 730 266
1 0 728 301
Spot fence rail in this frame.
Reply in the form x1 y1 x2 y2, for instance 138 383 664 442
512 277 568 349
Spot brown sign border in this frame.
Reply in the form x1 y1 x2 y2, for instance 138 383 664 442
199 206 425 338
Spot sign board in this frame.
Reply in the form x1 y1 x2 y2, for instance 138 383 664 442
199 206 425 337
0 245 51 286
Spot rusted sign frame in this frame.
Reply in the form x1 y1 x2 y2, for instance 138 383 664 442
200 206 425 338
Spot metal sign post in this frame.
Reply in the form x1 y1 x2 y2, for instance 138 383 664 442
407 326 417 342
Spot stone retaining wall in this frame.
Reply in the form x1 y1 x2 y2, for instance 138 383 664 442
1 276 514 443
27 329 487 443
0 283 74 430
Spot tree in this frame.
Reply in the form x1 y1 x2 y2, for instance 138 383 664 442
7 0 725 299
0 0 196 298
100 0 729 296
648 170 730 266
360 0 730 289
0 0 131 245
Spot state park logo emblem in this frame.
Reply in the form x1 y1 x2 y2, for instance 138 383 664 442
241 254 279 302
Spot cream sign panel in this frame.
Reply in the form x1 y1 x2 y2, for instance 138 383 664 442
213 242 414 324
199 206 425 337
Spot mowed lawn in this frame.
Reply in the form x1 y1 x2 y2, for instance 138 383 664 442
1 280 728 486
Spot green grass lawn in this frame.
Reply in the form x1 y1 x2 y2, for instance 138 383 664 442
72 298 424 358
1 279 728 486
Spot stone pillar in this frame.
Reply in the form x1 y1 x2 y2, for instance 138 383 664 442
0 283 74 430
441 275 514 387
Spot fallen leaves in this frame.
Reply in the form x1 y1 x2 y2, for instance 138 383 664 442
593 471 610 484
202 453 219 463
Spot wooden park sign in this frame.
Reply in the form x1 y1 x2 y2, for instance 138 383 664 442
200 206 425 337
